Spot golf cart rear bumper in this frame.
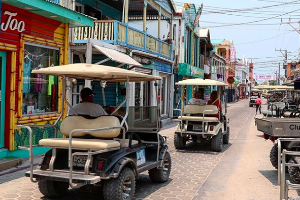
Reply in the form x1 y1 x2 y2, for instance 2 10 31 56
26 170 101 184
175 131 214 136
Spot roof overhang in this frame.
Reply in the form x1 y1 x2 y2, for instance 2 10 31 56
254 85 294 89
176 79 228 86
4 0 94 27
32 63 161 82
93 45 143 67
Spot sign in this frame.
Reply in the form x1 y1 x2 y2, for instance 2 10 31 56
191 66 204 78
1 11 25 33
230 46 236 62
193 4 203 28
227 77 235 84
255 74 276 80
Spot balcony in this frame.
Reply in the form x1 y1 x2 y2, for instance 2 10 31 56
73 20 172 60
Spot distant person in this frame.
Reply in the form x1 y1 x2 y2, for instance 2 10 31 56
208 91 222 118
189 91 206 106
69 87 107 117
255 95 262 114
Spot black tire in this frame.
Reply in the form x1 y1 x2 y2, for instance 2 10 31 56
211 130 223 152
103 167 136 200
38 180 68 198
192 135 197 143
270 143 279 169
149 152 172 183
174 133 186 149
249 104 253 107
288 157 300 183
223 128 230 144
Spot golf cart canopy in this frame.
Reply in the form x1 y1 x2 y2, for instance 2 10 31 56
254 85 294 90
175 79 228 86
32 63 161 82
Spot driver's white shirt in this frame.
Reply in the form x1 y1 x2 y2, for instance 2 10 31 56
69 101 108 117
189 98 206 106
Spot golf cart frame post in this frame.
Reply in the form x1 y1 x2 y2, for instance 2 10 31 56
17 64 163 189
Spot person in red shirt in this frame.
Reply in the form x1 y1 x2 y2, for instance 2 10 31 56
208 91 222 119
255 96 262 114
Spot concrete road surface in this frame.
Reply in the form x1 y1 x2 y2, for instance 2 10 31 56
0 99 296 200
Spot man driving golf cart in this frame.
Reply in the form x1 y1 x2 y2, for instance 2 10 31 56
174 79 229 152
69 87 108 117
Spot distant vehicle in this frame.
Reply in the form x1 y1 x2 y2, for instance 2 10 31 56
249 89 262 107
262 90 270 98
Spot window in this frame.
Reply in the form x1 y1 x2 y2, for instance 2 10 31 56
75 2 84 14
22 44 59 115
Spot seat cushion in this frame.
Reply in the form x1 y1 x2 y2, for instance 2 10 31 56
39 138 120 150
60 116 121 138
178 116 219 122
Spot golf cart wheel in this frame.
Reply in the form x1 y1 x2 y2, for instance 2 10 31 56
288 158 300 183
270 143 278 169
174 133 186 149
223 128 230 144
103 167 136 200
192 135 197 143
149 152 172 183
249 104 253 107
211 130 223 152
38 180 68 198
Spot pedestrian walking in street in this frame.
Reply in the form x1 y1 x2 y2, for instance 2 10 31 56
255 95 262 114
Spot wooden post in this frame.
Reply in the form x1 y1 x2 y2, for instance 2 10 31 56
124 0 130 23
143 0 147 32
158 7 161 39
169 15 173 40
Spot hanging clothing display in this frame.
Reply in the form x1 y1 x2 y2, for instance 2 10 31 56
35 74 43 93
51 84 56 111
23 59 32 93
48 75 55 95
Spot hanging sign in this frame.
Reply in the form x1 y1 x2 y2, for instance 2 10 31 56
193 4 203 28
1 11 25 33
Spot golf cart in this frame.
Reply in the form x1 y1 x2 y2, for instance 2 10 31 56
19 63 171 200
249 89 262 107
173 79 229 152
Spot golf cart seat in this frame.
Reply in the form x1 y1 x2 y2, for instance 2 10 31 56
178 105 219 122
39 116 138 150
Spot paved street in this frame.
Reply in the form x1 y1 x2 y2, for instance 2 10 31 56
0 99 286 200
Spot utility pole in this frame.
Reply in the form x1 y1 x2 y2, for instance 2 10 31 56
275 49 290 81
278 62 280 84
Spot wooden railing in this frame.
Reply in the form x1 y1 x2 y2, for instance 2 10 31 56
73 20 172 59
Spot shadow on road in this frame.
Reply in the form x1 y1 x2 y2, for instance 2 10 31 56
259 170 278 186
175 141 232 155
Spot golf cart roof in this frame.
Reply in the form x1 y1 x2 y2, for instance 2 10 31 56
175 79 228 86
254 85 293 89
32 63 161 82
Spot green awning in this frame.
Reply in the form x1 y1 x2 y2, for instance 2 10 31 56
4 0 94 27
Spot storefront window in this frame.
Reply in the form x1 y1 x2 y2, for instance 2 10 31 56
22 44 59 115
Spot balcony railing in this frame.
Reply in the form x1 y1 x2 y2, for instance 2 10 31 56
73 20 172 59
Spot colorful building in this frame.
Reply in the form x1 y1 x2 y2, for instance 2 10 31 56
0 0 93 158
211 39 236 102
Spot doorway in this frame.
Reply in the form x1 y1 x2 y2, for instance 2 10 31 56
0 51 6 148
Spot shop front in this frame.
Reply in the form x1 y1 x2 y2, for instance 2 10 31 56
0 1 93 158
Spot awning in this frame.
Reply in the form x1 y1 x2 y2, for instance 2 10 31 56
93 45 143 67
4 0 94 27
176 79 228 86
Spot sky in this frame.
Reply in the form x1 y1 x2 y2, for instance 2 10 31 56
174 0 300 80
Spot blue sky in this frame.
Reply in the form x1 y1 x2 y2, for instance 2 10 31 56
174 0 300 78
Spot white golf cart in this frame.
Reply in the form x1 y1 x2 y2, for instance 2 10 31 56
19 63 171 200
173 79 229 152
